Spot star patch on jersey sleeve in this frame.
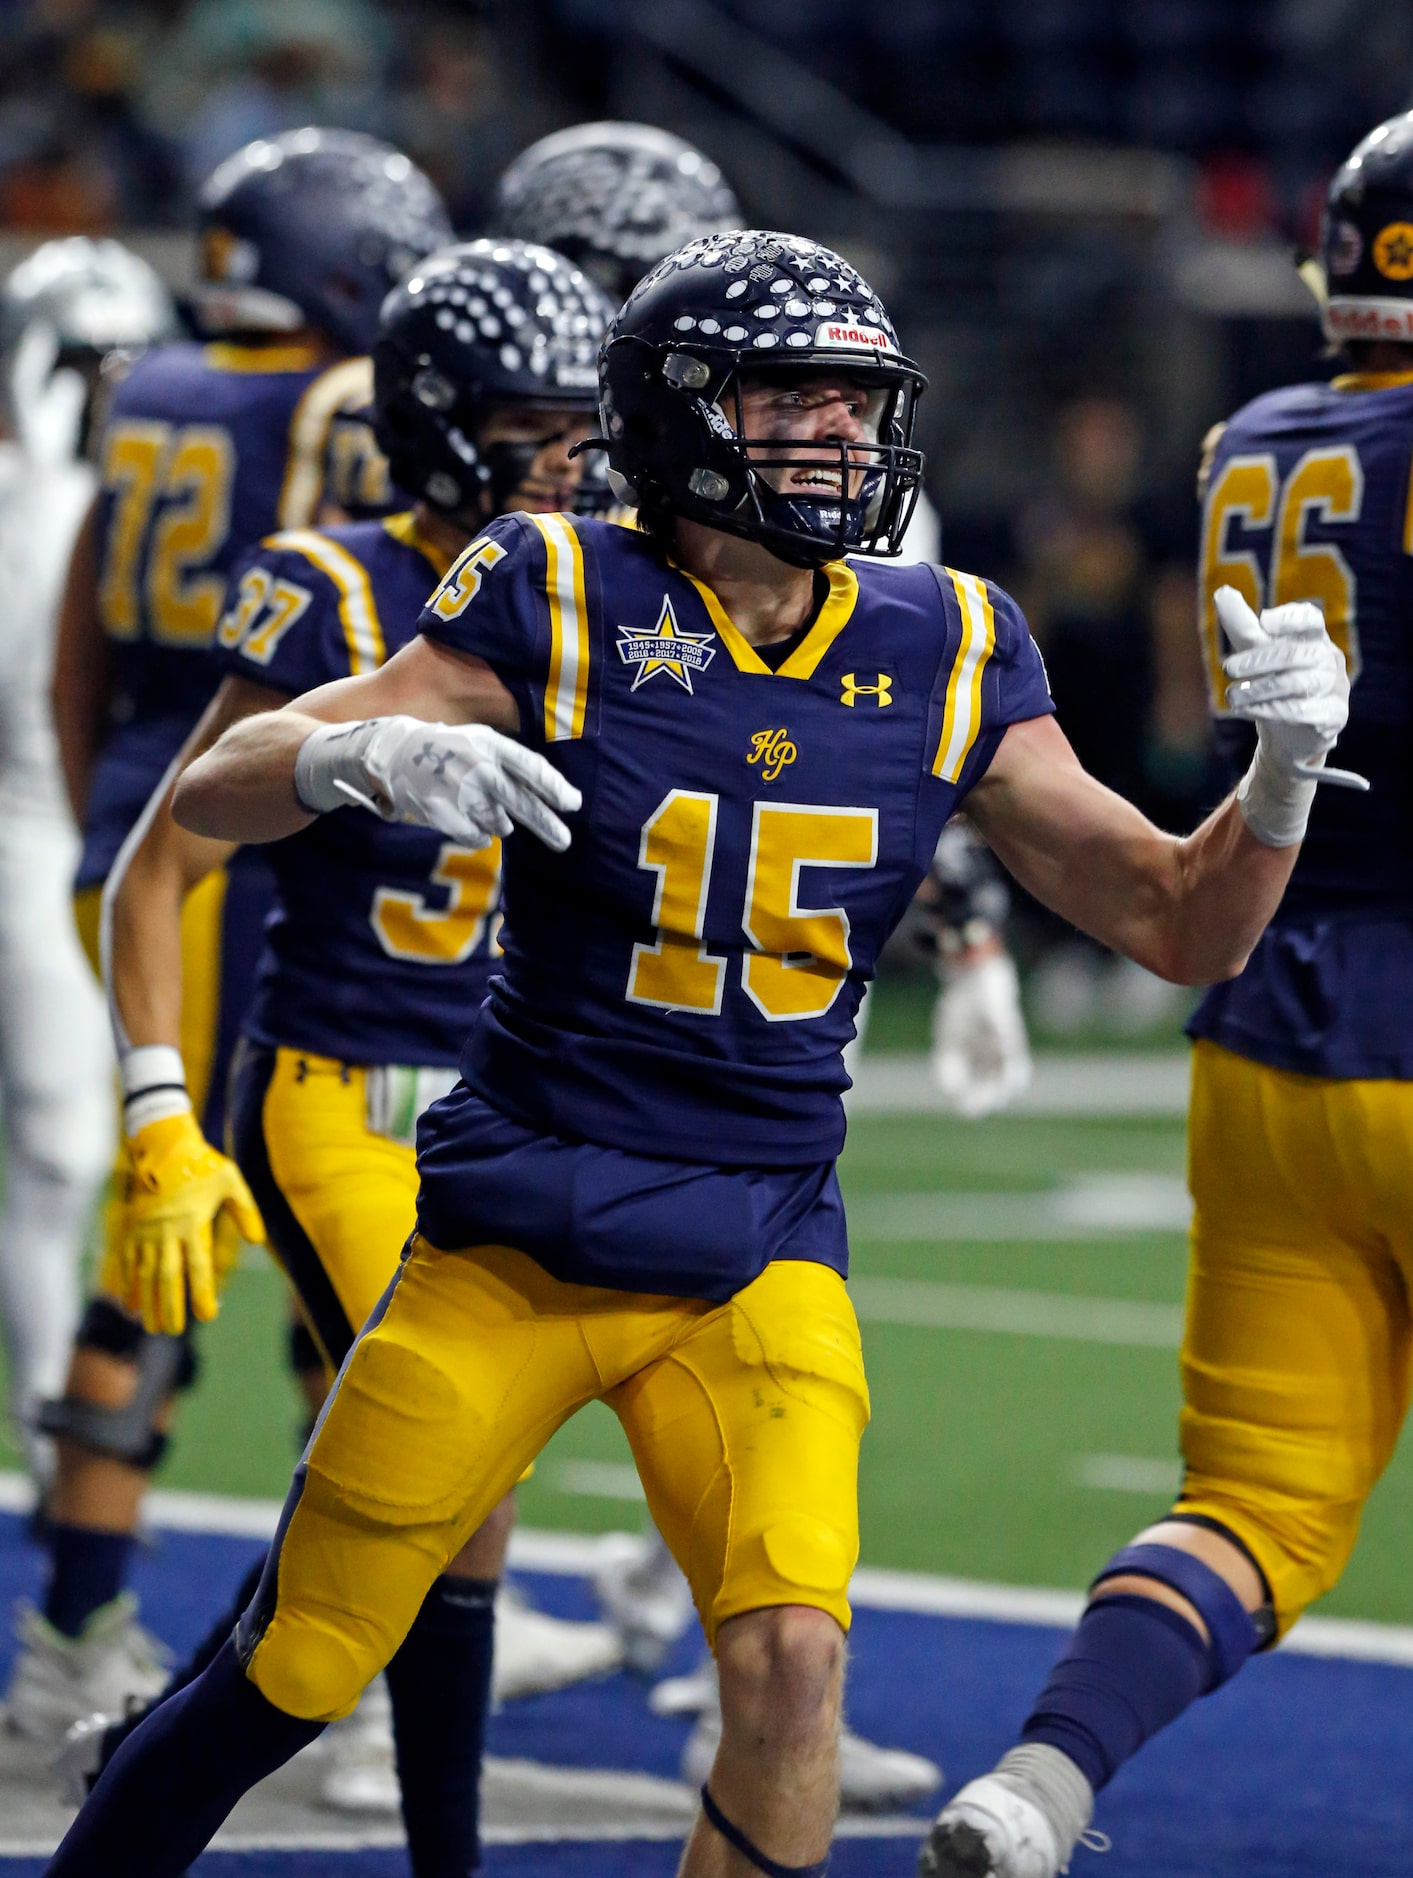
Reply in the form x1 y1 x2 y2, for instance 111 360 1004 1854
616 595 717 693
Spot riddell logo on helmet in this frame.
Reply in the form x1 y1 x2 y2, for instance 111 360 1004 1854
815 321 895 353
1327 300 1413 340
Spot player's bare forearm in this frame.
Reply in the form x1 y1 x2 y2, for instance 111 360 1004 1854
968 715 1295 985
106 677 281 1049
50 497 107 822
174 636 520 843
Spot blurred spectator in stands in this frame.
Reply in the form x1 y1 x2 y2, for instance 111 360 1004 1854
383 11 532 227
138 0 391 195
1011 395 1214 1036
0 2 176 228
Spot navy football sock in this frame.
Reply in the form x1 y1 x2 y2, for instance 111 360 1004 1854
44 1524 135 1637
1019 1593 1209 1792
94 1553 269 1781
45 1637 322 1876
385 1574 497 1877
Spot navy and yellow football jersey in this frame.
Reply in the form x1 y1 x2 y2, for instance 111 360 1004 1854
80 342 369 889
1190 370 1413 1079
214 513 502 1067
413 513 1052 1176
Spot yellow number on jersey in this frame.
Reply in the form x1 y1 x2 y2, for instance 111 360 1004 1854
97 420 236 647
1198 444 1363 711
430 537 508 621
742 803 878 1020
1270 446 1363 683
370 841 503 965
215 565 313 666
626 790 727 1013
625 794 878 1020
97 422 167 639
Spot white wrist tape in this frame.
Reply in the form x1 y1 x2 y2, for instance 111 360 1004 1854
120 1043 192 1135
1235 745 1320 848
293 719 386 816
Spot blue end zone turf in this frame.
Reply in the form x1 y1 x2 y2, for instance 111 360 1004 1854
3 1513 1412 1876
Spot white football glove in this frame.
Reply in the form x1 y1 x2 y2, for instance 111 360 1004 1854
930 947 1032 1119
1215 585 1367 847
295 716 582 851
9 320 87 468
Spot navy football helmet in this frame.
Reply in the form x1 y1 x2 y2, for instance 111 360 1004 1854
488 122 742 305
194 128 452 356
598 230 926 567
373 239 614 518
1321 111 1413 345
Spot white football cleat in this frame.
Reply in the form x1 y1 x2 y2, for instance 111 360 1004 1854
593 1530 695 1674
919 1769 1105 1877
3 1595 170 1746
681 1678 942 1814
54 1712 111 1805
492 1581 623 1702
320 1676 399 1815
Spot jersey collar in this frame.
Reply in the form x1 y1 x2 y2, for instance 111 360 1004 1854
381 510 455 579
1330 368 1413 392
674 558 859 678
203 341 326 374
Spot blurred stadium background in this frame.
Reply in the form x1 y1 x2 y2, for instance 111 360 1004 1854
1 3 1413 1873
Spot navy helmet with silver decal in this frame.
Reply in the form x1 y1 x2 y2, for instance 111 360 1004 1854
488 122 743 305
599 229 926 567
1321 111 1413 345
195 128 453 356
373 239 614 518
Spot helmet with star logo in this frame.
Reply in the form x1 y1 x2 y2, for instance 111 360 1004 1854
596 229 927 568
1320 111 1413 346
487 122 743 306
372 238 614 518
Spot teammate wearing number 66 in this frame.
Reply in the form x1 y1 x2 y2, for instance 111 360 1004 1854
46 230 1355 1878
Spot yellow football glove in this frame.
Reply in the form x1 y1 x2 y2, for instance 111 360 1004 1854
111 1111 265 1335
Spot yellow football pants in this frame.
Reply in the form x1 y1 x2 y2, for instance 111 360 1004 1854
249 1048 423 1371
246 1242 869 1721
1173 1039 1413 1632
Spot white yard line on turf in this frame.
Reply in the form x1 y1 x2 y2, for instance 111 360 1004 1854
848 1050 1189 1117
848 1173 1191 1242
849 1277 1184 1346
4 1478 1410 1668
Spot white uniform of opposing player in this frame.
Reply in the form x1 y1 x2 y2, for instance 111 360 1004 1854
0 244 174 1484
0 360 112 1482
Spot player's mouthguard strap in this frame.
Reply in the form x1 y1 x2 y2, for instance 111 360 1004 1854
700 1786 830 1878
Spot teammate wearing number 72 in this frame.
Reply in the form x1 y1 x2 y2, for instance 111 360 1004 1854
44 229 1357 1878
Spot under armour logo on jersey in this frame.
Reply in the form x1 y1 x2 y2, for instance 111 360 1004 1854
747 728 797 782
617 595 717 693
840 672 893 707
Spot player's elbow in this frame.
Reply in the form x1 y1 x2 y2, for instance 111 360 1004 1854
1137 933 1251 988
171 757 222 837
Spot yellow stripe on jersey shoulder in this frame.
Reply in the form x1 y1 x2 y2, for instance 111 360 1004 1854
527 512 590 741
277 357 375 529
932 569 997 782
381 509 454 580
261 527 385 674
203 342 326 374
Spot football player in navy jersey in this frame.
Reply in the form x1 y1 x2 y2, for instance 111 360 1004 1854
5 128 452 1747
920 112 1413 1878
68 239 618 1871
44 228 1350 1878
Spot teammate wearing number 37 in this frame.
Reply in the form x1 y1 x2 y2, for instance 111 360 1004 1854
44 230 1355 1878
